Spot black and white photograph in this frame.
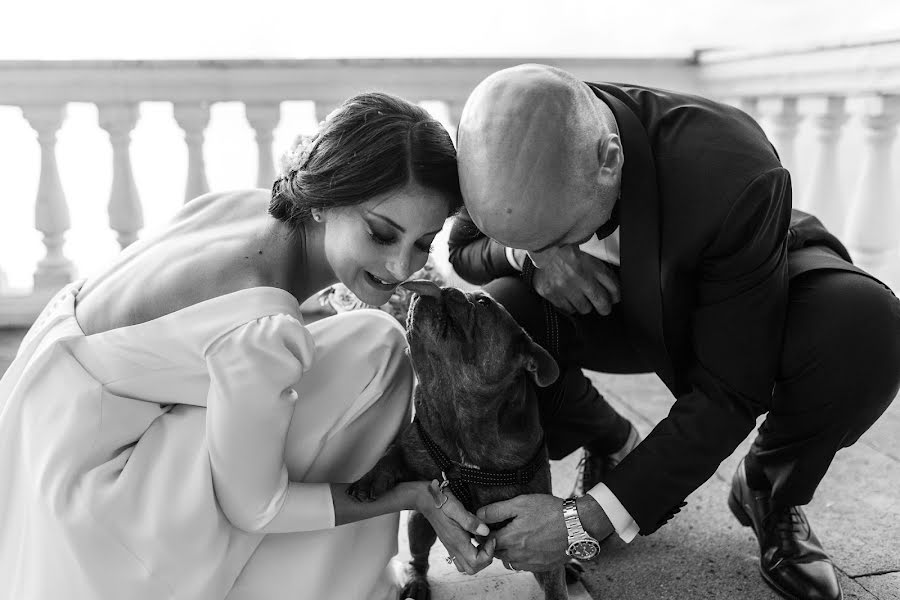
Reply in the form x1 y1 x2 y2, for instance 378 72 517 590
1 1 899 598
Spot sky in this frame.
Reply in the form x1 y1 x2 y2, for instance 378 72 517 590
1 0 899 60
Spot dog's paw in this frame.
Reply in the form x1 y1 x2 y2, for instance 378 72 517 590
348 469 398 502
398 575 430 600
346 480 372 503
564 559 585 584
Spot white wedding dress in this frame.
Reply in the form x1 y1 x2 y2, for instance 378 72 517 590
0 280 412 600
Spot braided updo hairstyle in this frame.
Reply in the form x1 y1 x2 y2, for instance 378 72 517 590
270 92 463 229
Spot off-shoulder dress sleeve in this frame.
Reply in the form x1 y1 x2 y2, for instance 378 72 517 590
203 313 335 534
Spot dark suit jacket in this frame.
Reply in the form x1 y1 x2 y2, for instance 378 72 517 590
448 82 869 534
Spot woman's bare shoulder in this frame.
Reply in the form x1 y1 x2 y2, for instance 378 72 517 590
75 189 284 335
177 189 272 221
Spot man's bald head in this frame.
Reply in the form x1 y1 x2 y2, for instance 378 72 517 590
457 64 621 250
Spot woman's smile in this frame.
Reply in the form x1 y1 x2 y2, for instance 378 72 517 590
365 270 401 291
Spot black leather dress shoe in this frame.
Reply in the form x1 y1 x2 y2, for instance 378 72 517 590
576 423 641 495
729 458 843 600
576 449 605 496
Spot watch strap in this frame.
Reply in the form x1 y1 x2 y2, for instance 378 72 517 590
563 497 591 542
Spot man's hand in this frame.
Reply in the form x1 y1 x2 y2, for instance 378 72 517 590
476 494 570 572
529 245 621 316
416 480 495 575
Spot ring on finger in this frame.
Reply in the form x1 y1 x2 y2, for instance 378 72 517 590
445 555 455 565
429 480 450 509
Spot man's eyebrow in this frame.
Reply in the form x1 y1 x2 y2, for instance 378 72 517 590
367 211 442 237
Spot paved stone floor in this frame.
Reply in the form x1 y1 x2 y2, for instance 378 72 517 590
2 327 898 599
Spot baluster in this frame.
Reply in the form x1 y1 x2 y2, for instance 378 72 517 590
769 97 803 175
245 102 281 187
314 101 341 127
22 104 76 290
844 95 900 285
98 103 144 249
174 102 211 203
800 96 850 229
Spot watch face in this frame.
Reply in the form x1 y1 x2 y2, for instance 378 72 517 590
567 539 600 560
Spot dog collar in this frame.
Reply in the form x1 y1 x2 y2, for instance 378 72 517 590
414 417 546 513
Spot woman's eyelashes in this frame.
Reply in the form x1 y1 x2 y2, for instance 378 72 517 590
367 227 433 253
368 228 395 246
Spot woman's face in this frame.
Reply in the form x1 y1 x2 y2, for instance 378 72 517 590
322 183 451 306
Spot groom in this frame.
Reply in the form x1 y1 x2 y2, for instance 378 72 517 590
448 64 900 599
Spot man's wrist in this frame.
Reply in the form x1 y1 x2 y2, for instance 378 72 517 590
586 483 640 542
574 494 615 542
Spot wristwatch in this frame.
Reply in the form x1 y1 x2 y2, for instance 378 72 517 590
562 497 601 560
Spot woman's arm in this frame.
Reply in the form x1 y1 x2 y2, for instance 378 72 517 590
447 208 521 284
330 481 422 525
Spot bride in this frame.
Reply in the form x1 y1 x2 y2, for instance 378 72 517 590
0 92 494 599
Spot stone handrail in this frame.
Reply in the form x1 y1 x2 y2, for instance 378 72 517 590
0 58 701 105
697 36 900 97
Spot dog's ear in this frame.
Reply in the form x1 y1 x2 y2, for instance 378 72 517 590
522 338 559 388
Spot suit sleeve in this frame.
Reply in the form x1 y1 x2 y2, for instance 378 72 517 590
604 167 792 534
447 207 521 284
204 314 336 534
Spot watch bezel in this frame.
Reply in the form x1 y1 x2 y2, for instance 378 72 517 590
566 538 600 560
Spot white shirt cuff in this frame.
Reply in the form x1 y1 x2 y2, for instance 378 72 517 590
505 246 526 271
586 482 639 543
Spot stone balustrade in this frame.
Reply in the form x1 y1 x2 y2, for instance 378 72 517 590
0 42 898 326
702 37 900 293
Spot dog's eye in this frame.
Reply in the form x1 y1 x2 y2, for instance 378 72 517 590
475 297 491 306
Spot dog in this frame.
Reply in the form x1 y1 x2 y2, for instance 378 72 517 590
349 281 570 600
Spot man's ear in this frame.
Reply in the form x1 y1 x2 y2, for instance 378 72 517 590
523 338 560 388
597 133 623 175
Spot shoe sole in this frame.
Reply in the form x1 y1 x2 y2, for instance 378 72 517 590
727 490 844 600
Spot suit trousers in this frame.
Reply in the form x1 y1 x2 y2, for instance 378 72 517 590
483 268 900 507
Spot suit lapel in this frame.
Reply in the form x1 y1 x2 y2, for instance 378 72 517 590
595 89 674 387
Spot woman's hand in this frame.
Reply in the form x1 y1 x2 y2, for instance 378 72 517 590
414 480 496 575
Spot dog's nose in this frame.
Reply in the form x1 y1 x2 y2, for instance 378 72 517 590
443 287 468 305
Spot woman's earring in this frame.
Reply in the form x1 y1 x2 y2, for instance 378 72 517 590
312 211 322 222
